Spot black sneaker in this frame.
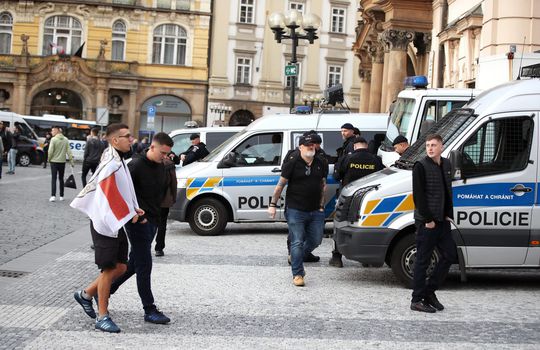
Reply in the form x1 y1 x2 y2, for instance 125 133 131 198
410 300 437 313
303 252 320 262
144 309 170 324
425 294 444 311
155 250 164 257
328 252 343 268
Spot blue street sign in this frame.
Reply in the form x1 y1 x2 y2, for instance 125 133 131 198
147 105 156 118
147 105 156 128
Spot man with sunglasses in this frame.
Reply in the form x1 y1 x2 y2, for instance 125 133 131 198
268 134 327 287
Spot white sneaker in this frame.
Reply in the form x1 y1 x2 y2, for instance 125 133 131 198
49 196 56 202
59 197 64 201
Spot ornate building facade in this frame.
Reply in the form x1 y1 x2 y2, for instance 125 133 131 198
354 0 540 113
0 0 211 136
207 0 361 126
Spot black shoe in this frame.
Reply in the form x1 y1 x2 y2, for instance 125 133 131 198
303 252 320 262
329 253 343 268
144 309 170 324
425 294 444 311
90 244 95 250
410 300 437 313
155 250 164 257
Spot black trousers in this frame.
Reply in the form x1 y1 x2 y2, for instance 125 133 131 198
50 162 66 197
81 161 98 187
412 220 457 302
155 207 170 251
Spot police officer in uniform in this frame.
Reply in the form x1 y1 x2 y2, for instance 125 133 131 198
180 133 209 167
330 123 356 267
340 136 384 187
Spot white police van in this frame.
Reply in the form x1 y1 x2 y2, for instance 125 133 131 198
335 75 540 287
171 112 388 235
378 76 480 166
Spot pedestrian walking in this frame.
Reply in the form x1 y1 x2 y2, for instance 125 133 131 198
109 132 173 324
42 132 52 168
154 151 179 257
283 130 329 264
6 124 20 174
268 134 327 287
48 126 73 202
339 136 384 187
82 127 105 187
410 133 457 313
71 123 143 333
329 122 356 267
180 133 209 166
393 135 410 156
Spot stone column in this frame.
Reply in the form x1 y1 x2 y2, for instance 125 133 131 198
368 43 384 113
380 50 390 112
128 90 137 133
359 69 371 112
14 75 28 114
379 29 414 112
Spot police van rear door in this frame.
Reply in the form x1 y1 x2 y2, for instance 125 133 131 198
453 113 536 266
221 132 284 221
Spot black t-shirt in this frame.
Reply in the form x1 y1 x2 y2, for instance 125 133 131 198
281 156 325 211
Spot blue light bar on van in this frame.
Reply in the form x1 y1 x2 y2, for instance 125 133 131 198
404 75 428 89
295 106 312 114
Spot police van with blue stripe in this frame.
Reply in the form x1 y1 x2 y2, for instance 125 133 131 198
335 70 540 286
170 111 388 235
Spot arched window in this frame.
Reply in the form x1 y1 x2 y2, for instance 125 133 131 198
0 12 13 54
112 20 126 61
43 15 83 55
152 24 187 65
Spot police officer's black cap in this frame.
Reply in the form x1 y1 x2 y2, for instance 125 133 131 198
353 136 367 144
341 123 354 130
190 133 200 140
392 135 408 146
299 135 315 146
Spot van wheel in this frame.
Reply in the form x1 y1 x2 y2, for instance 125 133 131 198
188 198 228 236
17 153 31 167
390 234 439 289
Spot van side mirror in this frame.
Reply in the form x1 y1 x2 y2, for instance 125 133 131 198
217 152 237 168
449 150 462 180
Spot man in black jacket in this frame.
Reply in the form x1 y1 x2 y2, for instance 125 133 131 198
180 133 209 166
110 132 173 324
340 136 384 187
410 133 457 313
82 127 105 187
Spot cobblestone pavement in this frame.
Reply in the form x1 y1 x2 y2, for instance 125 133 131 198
0 218 539 349
0 163 87 265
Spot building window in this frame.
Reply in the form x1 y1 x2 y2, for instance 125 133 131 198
289 2 304 13
236 57 252 84
152 24 187 65
285 63 301 88
331 7 346 33
327 65 342 87
239 0 254 24
0 12 13 54
43 16 83 55
156 0 190 9
111 20 126 61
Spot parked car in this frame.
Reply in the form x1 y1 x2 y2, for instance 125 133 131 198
2 135 43 166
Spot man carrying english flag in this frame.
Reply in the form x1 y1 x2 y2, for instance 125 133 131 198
70 123 143 333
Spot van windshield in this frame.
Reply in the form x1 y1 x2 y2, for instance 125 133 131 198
204 129 248 162
395 108 476 169
381 98 416 151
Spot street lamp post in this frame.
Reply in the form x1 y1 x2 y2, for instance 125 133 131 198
268 10 321 112
209 104 232 126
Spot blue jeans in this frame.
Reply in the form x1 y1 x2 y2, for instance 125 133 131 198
286 207 325 277
7 148 17 173
111 221 158 312
412 220 457 302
